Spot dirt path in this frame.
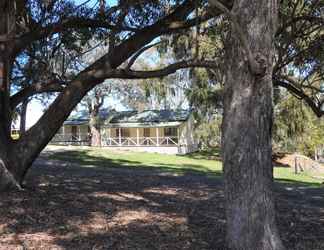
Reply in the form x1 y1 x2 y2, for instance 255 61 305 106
0 153 324 249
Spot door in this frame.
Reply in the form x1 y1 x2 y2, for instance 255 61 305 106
71 126 78 141
143 128 151 145
144 128 150 137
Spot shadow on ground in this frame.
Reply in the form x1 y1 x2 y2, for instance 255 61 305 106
183 147 222 161
0 149 324 250
47 148 223 177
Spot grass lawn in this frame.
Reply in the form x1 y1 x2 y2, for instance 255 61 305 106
47 146 324 186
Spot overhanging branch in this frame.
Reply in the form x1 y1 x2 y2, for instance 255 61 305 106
126 41 162 70
111 60 218 79
274 78 324 118
13 18 138 56
10 80 66 109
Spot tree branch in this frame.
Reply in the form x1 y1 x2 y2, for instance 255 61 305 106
281 74 324 94
126 41 162 70
13 18 138 55
274 78 324 118
111 60 218 79
10 80 66 109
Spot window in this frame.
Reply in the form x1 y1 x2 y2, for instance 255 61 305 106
164 127 178 137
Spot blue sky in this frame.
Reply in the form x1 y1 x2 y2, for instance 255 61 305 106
24 95 126 129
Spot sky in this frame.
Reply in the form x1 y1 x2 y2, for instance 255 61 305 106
22 94 127 129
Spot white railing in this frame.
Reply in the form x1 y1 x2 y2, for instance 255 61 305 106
51 134 179 147
51 133 90 143
101 136 178 146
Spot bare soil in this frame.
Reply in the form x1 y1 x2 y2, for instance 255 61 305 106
1 154 324 249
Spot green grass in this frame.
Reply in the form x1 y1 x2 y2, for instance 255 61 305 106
47 146 324 186
273 167 323 186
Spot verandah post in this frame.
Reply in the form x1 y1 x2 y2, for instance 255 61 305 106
136 127 139 146
118 127 121 146
156 127 159 146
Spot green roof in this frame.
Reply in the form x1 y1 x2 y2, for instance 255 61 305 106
64 109 191 126
110 110 190 123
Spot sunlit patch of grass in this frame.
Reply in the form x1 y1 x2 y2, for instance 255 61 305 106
47 146 323 186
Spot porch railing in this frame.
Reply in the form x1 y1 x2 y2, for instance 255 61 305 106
51 134 179 147
51 133 89 144
102 136 179 146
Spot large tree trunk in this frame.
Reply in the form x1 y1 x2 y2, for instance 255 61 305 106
89 111 101 147
0 2 21 191
0 138 22 191
222 0 284 249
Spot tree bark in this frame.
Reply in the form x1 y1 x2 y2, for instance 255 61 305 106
0 2 22 191
90 111 101 147
0 137 22 191
19 98 29 134
222 0 284 249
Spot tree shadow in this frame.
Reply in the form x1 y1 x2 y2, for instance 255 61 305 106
0 149 324 249
47 149 223 177
0 151 225 249
182 147 222 161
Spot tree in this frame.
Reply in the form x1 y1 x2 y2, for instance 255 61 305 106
273 0 324 116
273 92 324 156
0 0 221 191
82 85 111 146
209 0 285 249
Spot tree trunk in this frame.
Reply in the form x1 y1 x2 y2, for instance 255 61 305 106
222 0 284 249
0 2 22 191
90 112 101 147
19 98 29 134
0 139 22 191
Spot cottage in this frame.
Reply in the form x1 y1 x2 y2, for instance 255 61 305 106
51 109 198 154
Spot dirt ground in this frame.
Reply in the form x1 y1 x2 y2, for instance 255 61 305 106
1 153 324 249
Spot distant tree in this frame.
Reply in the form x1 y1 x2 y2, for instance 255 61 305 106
81 84 111 146
274 93 324 157
195 113 222 148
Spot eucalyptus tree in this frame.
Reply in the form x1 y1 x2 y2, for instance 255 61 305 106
0 0 220 191
207 0 285 248
159 0 323 248
273 0 324 116
81 85 110 146
273 93 324 156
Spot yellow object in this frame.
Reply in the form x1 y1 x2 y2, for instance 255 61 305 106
11 130 20 140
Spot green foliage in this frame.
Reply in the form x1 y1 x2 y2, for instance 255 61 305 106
273 93 324 156
194 114 222 149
